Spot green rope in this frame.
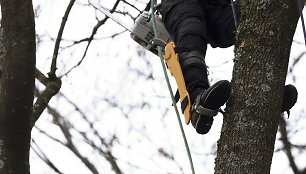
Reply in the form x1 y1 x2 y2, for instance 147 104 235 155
150 1 195 173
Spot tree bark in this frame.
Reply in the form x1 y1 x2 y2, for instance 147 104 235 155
215 0 301 173
0 0 36 173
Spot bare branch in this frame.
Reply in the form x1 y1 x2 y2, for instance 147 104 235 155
31 139 63 174
49 0 76 77
35 126 68 147
289 51 306 74
61 0 121 77
121 0 141 12
32 0 75 124
58 92 123 174
35 68 48 86
79 132 122 174
279 117 301 174
291 144 306 149
47 105 100 174
32 76 61 128
61 30 127 49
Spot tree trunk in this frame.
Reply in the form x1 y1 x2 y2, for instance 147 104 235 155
0 0 36 173
215 0 301 173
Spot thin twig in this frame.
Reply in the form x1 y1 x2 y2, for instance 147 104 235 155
289 51 306 74
61 0 121 77
279 117 300 173
35 126 67 147
31 139 63 174
47 105 100 174
59 92 123 174
49 0 76 77
61 30 127 49
121 0 141 12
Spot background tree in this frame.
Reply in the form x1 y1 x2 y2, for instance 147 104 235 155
0 0 36 173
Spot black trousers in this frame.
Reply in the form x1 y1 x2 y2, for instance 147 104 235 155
160 0 240 103
161 0 240 51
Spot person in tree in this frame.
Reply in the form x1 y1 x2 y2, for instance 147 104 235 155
159 0 298 134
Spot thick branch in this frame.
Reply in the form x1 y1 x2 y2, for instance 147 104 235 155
32 72 61 128
35 68 48 86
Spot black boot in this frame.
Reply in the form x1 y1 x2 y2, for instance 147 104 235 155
190 80 231 134
178 50 231 134
282 84 298 116
188 82 297 134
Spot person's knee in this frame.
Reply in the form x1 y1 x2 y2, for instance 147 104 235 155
210 3 240 48
161 0 207 43
161 0 203 25
160 0 184 22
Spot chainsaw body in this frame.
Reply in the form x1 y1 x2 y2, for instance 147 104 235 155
130 11 172 55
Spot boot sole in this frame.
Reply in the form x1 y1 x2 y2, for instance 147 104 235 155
195 80 231 134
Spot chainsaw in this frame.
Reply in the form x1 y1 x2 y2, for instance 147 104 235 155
89 1 191 124
89 1 172 56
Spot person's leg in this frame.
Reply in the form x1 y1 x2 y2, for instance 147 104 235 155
204 0 240 48
161 0 231 134
161 0 210 104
